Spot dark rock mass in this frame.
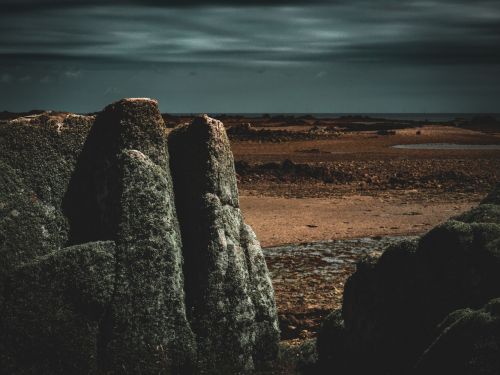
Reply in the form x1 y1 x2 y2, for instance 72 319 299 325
414 297 500 375
0 100 279 374
317 183 500 375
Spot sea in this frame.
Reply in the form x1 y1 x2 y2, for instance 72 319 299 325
172 113 500 122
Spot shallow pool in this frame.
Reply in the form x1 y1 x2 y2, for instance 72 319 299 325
392 143 500 150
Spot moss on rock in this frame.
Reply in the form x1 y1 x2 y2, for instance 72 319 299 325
453 204 500 225
1 102 279 375
102 149 196 374
0 113 92 209
0 161 67 277
481 183 500 205
169 115 279 374
317 193 500 375
0 241 116 374
414 298 500 375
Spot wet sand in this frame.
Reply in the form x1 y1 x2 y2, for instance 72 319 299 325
241 193 477 247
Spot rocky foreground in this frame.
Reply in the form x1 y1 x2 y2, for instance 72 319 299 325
1 101 500 375
0 99 279 374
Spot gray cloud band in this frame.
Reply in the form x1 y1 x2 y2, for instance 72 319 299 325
0 2 499 69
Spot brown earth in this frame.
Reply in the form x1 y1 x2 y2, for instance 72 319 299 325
234 124 499 246
241 192 478 247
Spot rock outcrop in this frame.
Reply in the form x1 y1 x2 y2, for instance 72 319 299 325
317 184 500 375
169 115 279 374
0 100 279 374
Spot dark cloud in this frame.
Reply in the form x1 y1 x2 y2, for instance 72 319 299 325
2 2 499 66
0 1 499 112
0 0 331 12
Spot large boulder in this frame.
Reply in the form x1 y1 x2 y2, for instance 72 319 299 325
1 102 279 374
317 187 500 375
169 115 280 374
1 99 197 374
63 99 197 373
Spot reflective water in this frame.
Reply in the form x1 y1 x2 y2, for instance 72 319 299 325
263 236 418 277
392 143 500 150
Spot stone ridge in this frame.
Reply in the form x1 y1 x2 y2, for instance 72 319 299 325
0 100 279 374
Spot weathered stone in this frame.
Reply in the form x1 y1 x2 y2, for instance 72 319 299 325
102 149 196 374
0 113 92 210
414 298 500 375
169 115 279 374
0 241 116 374
240 223 281 366
63 98 170 244
65 99 196 373
339 240 422 374
0 161 67 277
317 191 500 375
1 102 279 374
0 113 92 274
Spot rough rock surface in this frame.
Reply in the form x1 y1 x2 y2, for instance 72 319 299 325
169 115 280 374
76 100 195 374
0 113 92 275
1 241 116 374
414 298 500 375
317 184 500 375
0 102 278 374
0 160 67 278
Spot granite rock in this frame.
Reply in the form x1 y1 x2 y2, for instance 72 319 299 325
169 115 279 374
1 103 278 374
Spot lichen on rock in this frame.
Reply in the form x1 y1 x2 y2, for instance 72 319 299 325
169 114 280 374
0 241 116 374
414 298 500 375
102 148 196 374
1 102 279 374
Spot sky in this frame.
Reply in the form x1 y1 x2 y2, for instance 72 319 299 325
0 0 499 113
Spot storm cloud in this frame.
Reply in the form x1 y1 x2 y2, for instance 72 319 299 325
1 0 499 112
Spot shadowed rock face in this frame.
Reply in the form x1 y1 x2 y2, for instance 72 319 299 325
317 183 500 375
169 115 279 374
414 297 500 375
1 241 116 374
0 101 279 374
